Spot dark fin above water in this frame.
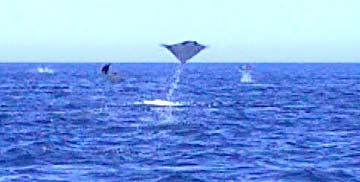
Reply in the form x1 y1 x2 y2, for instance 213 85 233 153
101 63 111 74
101 63 124 83
161 41 207 63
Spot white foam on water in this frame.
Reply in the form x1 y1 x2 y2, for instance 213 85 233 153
37 67 54 74
136 99 182 107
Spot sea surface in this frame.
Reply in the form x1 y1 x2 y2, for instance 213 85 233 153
0 63 359 182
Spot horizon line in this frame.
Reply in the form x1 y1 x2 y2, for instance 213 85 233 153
0 61 359 64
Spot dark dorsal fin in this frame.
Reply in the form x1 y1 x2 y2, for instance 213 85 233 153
101 63 111 74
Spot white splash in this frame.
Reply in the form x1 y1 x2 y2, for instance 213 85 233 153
134 65 185 122
239 65 253 83
141 99 182 106
240 71 253 83
160 64 186 119
37 67 54 74
166 65 184 101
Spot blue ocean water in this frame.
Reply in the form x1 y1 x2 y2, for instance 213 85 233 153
0 63 359 182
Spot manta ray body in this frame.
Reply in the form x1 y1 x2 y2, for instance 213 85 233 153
162 41 207 63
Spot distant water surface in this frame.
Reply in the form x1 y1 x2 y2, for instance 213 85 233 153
0 63 359 182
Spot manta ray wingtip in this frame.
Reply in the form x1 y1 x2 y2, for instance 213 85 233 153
160 44 170 48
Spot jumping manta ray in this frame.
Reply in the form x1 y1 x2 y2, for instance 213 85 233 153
161 41 207 63
101 63 124 83
101 63 111 74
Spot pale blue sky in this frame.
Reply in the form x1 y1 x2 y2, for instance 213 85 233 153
0 0 359 62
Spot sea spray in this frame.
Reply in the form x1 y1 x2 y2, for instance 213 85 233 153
162 64 185 120
166 64 184 101
240 71 253 83
239 65 253 83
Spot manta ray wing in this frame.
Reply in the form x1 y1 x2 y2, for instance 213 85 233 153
162 41 206 63
101 63 111 74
